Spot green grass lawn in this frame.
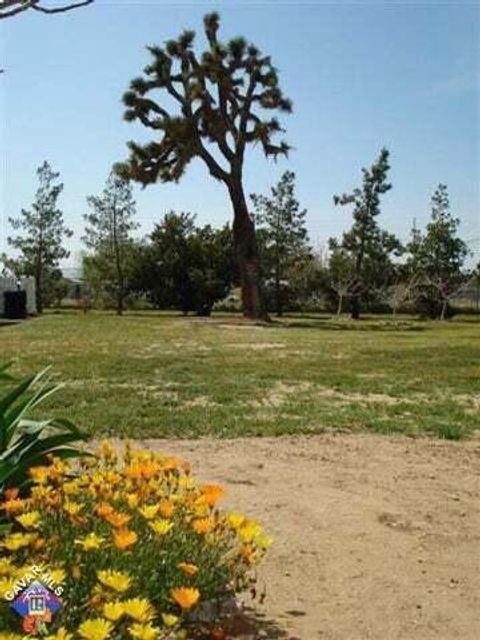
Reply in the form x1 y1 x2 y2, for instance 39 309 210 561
2 310 479 439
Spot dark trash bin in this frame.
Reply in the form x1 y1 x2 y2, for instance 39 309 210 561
4 290 27 319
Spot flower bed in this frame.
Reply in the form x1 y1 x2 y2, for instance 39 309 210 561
0 441 271 639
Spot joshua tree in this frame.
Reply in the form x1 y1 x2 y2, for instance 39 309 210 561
116 12 292 319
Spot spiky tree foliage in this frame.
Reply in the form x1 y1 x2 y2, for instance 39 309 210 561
332 148 400 319
7 161 72 313
116 12 292 319
0 0 93 19
83 172 138 315
251 171 309 316
406 184 469 319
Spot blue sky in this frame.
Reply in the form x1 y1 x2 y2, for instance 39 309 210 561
1 0 479 270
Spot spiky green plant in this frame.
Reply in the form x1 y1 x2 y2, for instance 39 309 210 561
0 363 88 494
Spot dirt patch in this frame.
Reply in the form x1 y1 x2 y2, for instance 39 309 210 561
136 434 480 639
227 342 286 351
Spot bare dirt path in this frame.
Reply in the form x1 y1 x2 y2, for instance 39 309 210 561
137 434 480 640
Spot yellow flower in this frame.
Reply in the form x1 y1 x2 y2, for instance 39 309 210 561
29 466 50 484
0 578 17 599
49 568 66 585
161 613 179 627
0 633 24 640
0 558 14 576
128 623 160 640
103 601 125 622
97 570 132 593
1 532 35 551
123 598 155 622
45 628 73 640
126 493 139 509
256 533 274 549
178 476 194 490
177 562 198 577
100 440 116 461
64 501 83 516
62 480 82 495
237 520 262 543
227 512 245 530
75 532 105 551
148 519 173 536
78 618 113 640
171 587 200 610
138 504 159 520
113 527 138 551
16 511 41 529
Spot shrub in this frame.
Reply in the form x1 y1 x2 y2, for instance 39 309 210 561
0 442 271 638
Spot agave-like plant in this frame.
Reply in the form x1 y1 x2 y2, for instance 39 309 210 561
0 362 89 494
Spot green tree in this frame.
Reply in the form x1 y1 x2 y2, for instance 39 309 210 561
131 212 234 315
0 0 93 19
116 12 291 320
406 184 469 319
83 172 138 315
250 171 309 316
7 161 73 313
332 148 400 319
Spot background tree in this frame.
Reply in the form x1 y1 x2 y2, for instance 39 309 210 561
130 212 235 315
326 243 359 317
406 184 469 319
332 148 400 319
83 172 138 315
251 171 309 316
7 161 72 313
0 0 93 19
116 12 292 319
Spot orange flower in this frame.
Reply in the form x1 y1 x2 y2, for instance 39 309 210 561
158 499 175 519
96 502 115 518
171 586 200 610
3 498 24 514
197 484 225 507
105 511 132 528
113 528 138 551
177 562 198 577
5 488 19 500
192 518 214 534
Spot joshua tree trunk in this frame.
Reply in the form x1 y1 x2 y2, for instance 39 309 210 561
229 181 265 320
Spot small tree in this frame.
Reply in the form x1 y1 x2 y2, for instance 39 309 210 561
332 148 399 319
327 244 359 317
116 12 292 319
7 161 72 313
83 172 138 315
406 184 469 319
0 0 93 19
250 171 309 316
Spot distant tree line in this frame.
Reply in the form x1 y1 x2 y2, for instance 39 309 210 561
2 154 477 320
